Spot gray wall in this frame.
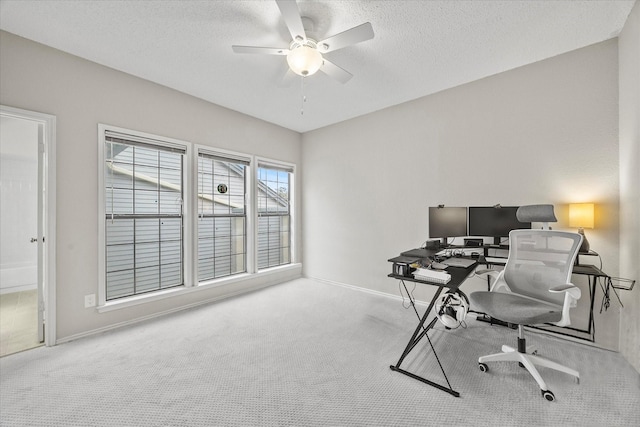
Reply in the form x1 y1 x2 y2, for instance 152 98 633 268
618 1 640 372
302 39 622 350
2 14 636 367
0 31 302 341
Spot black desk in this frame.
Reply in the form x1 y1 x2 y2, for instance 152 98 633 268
387 252 477 397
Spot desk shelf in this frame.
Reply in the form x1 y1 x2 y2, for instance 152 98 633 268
609 277 635 291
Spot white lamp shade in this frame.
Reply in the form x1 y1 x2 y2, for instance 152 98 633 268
569 203 595 229
287 45 323 76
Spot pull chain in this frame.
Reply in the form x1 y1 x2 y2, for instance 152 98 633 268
300 76 307 115
109 141 114 224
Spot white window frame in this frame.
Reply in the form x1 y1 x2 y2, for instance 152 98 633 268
97 124 192 307
96 127 299 311
194 145 253 285
255 157 296 270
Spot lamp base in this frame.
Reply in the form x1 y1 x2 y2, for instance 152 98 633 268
577 228 590 253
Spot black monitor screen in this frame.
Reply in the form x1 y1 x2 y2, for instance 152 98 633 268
468 206 531 237
428 207 467 240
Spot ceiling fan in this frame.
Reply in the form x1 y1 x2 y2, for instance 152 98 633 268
232 0 374 84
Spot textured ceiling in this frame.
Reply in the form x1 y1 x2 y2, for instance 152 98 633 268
0 0 636 133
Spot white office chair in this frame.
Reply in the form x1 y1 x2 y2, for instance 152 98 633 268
470 229 583 401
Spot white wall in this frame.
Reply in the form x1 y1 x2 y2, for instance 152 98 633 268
0 116 38 293
0 31 302 341
618 1 640 372
302 39 621 350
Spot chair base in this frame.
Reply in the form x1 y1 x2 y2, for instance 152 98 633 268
478 327 579 397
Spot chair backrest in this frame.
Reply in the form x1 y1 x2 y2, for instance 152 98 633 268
503 230 582 305
516 204 557 230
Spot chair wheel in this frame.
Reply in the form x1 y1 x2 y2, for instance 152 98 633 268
479 363 489 373
542 390 555 401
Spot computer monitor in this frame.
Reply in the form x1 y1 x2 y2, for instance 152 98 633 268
468 206 531 245
428 206 467 247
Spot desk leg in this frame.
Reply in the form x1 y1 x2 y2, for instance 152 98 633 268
394 282 441 366
588 275 596 341
390 281 460 397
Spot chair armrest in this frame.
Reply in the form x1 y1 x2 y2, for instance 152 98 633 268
549 284 581 300
549 283 581 327
475 269 510 293
475 269 500 280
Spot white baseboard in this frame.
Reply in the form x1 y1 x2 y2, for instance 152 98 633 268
0 283 37 295
305 276 430 307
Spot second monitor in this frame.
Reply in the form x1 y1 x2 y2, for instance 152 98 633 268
468 206 531 245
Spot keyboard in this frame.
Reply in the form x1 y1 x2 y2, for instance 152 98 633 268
484 257 507 264
412 268 451 284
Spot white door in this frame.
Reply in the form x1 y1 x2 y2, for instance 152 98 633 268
1 105 56 349
36 123 45 342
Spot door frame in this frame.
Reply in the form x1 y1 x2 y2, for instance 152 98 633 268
1 105 57 347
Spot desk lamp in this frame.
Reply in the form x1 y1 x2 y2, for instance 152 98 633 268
569 203 594 253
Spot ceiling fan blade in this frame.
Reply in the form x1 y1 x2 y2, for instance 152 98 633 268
317 22 374 53
319 59 353 84
275 0 306 42
232 45 289 55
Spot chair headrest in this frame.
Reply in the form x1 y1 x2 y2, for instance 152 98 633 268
516 204 557 223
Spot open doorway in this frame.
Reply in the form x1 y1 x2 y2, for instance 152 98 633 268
0 106 56 356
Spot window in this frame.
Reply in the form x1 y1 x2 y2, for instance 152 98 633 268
257 163 293 269
99 125 297 307
102 129 187 301
197 151 249 281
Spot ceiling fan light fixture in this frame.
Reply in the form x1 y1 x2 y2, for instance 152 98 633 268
287 45 323 76
232 2 375 84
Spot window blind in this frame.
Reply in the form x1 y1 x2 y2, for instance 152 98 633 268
199 150 250 166
104 131 185 300
105 131 187 154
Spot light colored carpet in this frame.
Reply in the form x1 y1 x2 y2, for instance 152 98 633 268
1 278 638 426
0 289 42 357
